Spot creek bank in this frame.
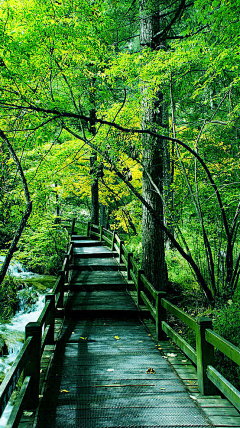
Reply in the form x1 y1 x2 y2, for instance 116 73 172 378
0 259 56 427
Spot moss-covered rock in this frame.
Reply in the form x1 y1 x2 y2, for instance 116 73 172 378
22 276 56 292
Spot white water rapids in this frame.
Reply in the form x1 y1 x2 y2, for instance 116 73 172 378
0 256 49 427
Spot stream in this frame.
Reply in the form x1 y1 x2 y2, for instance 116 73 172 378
0 256 52 427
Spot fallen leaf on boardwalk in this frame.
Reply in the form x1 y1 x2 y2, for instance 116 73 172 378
139 341 143 343
72 332 75 334
61 390 69 393
146 367 156 374
167 353 177 357
114 336 120 340
162 356 168 359
158 347 162 350
160 388 165 390
182 360 187 362
148 334 151 336
80 337 87 340
23 411 33 417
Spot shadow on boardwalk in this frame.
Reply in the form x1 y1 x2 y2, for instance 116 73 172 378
35 237 211 428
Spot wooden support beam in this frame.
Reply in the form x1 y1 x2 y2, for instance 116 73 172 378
24 322 41 410
196 317 217 395
45 294 55 345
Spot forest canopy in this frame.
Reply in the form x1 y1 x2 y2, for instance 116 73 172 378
0 0 239 306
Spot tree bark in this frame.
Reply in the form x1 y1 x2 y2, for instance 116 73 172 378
90 153 99 225
89 107 99 225
140 0 168 290
0 130 32 285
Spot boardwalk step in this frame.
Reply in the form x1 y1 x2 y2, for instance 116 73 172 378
71 235 89 240
65 290 137 312
67 283 126 291
71 271 126 283
71 240 104 247
73 251 118 258
69 264 126 271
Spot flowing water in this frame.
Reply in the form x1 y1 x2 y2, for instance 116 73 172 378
0 256 50 426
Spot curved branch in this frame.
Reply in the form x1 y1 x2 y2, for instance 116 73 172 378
63 124 214 302
0 102 230 240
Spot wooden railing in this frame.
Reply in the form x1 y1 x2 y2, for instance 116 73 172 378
0 227 74 427
87 222 240 410
1 218 240 426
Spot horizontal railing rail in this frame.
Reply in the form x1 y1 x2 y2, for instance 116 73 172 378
0 219 75 427
3 217 240 425
86 221 240 407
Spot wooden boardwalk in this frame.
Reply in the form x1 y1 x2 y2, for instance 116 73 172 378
35 236 213 427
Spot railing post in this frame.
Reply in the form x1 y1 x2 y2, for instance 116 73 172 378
45 294 55 344
137 269 144 307
58 271 65 308
65 254 70 284
111 231 116 251
156 291 167 341
119 240 124 264
100 225 103 242
71 218 76 236
24 322 41 409
87 221 91 237
127 252 133 280
196 317 217 395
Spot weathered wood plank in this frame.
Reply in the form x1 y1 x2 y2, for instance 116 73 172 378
161 298 198 332
162 321 197 365
207 365 240 412
206 329 240 366
208 415 240 426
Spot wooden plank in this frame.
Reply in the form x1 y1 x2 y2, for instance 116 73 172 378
130 256 138 274
207 366 240 412
0 337 33 417
102 235 112 246
140 290 156 319
204 407 240 416
5 376 31 428
140 274 157 300
122 254 127 267
196 398 233 407
122 244 128 258
161 298 197 332
102 228 113 237
38 300 51 327
208 416 240 426
130 269 137 288
206 329 240 366
115 234 121 245
162 321 197 365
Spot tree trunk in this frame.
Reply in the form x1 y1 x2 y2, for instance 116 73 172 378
140 0 168 290
89 107 99 225
90 153 99 225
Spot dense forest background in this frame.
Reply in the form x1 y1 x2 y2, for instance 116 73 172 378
0 0 240 383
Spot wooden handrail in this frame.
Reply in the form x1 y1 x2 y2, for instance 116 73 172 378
3 220 240 424
92 222 240 405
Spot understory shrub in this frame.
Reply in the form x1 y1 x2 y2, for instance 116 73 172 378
213 303 240 389
19 220 68 274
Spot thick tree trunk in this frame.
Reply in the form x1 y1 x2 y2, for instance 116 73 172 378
89 108 99 225
140 0 168 290
90 153 99 225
